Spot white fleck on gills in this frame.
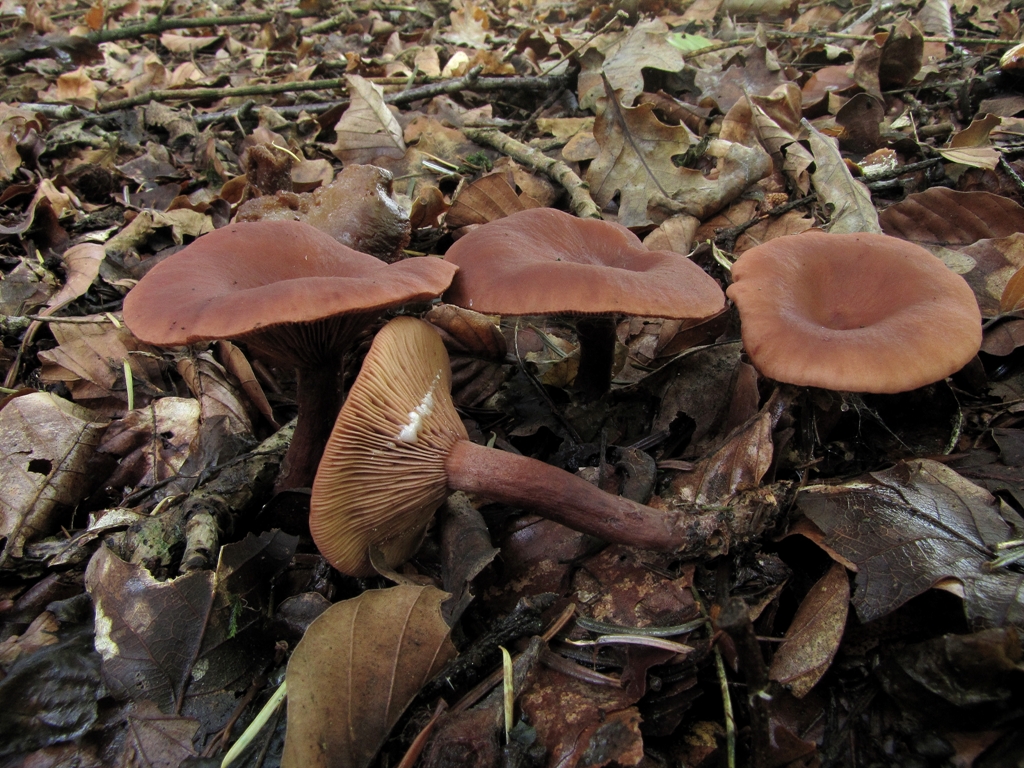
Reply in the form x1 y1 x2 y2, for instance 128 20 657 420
397 372 442 443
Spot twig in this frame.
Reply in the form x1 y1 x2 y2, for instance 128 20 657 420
463 126 601 219
0 8 331 67
714 194 817 252
101 67 568 115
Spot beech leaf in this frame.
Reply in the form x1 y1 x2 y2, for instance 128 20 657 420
282 585 457 768
331 75 406 165
797 459 1024 629
769 562 850 698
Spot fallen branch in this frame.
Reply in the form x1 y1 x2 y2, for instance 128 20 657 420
463 126 602 219
0 8 331 67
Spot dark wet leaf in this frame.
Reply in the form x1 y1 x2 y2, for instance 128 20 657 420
86 531 296 733
0 630 102 757
119 700 200 768
797 459 1024 628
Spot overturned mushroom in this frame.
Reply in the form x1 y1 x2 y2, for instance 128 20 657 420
725 231 982 393
442 207 726 398
310 316 728 576
123 220 457 490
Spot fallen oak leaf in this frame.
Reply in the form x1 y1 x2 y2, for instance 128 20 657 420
588 82 771 226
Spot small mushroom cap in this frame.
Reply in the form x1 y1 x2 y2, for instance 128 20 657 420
310 316 468 576
726 230 982 393
443 208 725 318
123 220 457 357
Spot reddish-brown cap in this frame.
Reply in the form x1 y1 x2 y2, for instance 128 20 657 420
442 208 725 319
310 316 468 576
725 230 982 393
123 220 457 365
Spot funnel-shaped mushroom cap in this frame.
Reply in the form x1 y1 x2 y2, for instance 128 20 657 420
443 208 725 318
123 220 458 366
310 317 468 576
726 230 982 393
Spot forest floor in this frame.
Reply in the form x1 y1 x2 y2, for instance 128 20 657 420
0 0 1023 766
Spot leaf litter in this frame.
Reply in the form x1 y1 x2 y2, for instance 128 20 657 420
0 0 1023 766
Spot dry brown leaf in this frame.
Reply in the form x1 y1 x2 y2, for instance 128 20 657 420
668 388 786 506
769 562 850 698
45 242 104 312
104 209 214 260
1000 264 1024 314
54 67 98 110
599 19 685 108
445 171 531 229
216 341 279 429
0 105 44 182
331 75 406 165
38 317 166 416
282 585 457 768
0 392 107 564
588 94 771 226
177 352 254 440
805 120 881 234
879 187 1024 246
159 32 221 53
425 304 507 407
443 0 490 48
878 19 924 89
797 459 1024 628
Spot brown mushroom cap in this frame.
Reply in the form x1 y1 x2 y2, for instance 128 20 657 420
725 230 982 393
123 220 456 360
310 316 468 577
123 220 457 490
442 207 725 319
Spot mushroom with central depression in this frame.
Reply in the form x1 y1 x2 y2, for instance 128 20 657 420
725 230 982 393
122 220 458 490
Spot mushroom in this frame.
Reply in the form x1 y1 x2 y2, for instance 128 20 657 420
725 230 982 393
442 208 726 398
310 316 721 576
123 220 458 490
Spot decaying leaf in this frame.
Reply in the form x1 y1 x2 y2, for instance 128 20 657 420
0 392 107 564
282 585 457 768
331 75 406 165
769 562 850 698
86 531 296 733
797 459 1024 628
118 700 200 767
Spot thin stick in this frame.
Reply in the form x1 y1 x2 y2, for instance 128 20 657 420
463 127 601 219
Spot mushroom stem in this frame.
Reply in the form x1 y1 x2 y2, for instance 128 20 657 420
446 439 688 551
277 360 345 490
575 316 617 399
